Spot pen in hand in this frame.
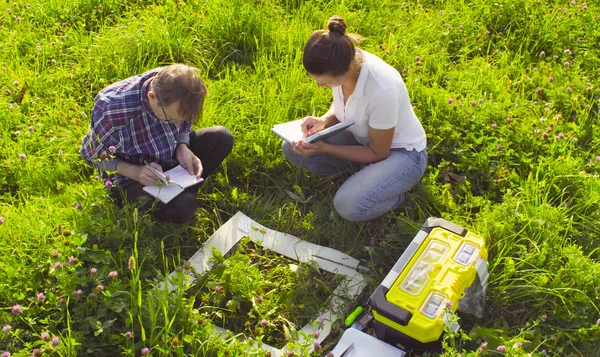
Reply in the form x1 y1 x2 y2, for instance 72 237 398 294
306 108 316 133
143 161 186 189
143 160 169 185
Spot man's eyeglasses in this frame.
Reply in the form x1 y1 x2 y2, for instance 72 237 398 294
156 92 189 125
153 79 190 125
158 100 179 125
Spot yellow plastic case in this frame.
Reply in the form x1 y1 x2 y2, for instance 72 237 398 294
369 218 488 346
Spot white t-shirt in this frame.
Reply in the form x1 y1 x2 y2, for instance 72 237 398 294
332 49 427 152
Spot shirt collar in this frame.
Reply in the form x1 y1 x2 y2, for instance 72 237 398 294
352 49 368 98
141 75 160 121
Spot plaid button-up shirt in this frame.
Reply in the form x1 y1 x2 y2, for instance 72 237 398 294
80 69 191 184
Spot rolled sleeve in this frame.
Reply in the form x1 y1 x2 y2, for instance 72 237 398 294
176 131 190 146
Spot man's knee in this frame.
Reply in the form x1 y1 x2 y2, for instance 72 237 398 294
214 126 234 155
155 192 198 224
191 126 234 160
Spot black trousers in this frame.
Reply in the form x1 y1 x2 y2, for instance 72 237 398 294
110 126 234 223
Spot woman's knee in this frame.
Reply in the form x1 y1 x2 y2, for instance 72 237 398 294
333 190 368 222
282 141 301 166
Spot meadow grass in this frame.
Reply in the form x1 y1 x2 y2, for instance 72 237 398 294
1 0 600 356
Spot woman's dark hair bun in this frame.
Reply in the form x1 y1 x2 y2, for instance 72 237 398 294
303 15 355 76
327 16 347 35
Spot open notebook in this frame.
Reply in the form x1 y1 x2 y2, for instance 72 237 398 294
143 165 203 204
272 119 353 144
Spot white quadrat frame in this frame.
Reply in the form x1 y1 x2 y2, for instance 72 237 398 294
163 212 367 356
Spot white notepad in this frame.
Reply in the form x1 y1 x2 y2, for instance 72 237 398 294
142 165 203 204
272 119 353 144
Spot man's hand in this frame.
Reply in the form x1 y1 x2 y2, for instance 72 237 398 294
137 162 165 186
116 160 165 186
176 144 203 178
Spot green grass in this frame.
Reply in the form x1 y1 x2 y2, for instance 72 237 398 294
1 0 600 356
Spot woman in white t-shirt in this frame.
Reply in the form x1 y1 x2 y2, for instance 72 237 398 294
282 16 427 222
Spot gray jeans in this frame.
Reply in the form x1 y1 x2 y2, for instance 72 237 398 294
282 130 427 222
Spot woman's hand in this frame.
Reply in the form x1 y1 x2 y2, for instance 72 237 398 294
291 140 327 157
300 116 327 137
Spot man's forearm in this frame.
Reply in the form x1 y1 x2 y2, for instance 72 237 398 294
116 161 141 183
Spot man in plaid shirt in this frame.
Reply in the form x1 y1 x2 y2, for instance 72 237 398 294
81 64 233 223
